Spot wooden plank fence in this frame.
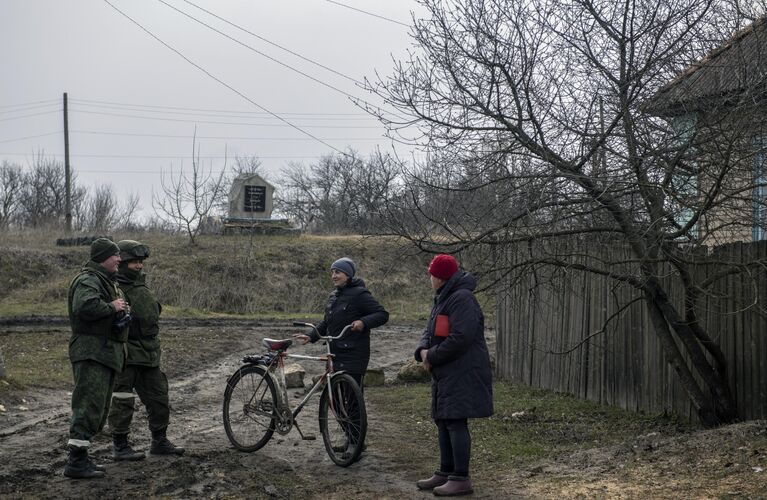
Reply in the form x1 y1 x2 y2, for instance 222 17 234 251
495 240 767 422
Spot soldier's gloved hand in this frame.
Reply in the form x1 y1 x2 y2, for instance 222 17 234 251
111 298 127 312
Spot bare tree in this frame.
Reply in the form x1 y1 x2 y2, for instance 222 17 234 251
371 0 767 425
0 161 23 228
153 134 226 245
79 185 140 232
276 149 399 233
18 153 86 229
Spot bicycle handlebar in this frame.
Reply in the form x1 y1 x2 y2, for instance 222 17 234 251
293 321 353 341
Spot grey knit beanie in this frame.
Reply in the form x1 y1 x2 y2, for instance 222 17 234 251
330 257 356 278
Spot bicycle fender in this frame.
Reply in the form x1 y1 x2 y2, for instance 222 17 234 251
327 370 348 382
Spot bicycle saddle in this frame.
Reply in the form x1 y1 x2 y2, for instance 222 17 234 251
262 338 293 351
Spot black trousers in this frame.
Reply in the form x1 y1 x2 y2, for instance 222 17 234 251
436 418 471 478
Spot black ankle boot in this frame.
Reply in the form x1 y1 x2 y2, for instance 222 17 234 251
150 428 185 456
113 433 146 461
63 446 105 479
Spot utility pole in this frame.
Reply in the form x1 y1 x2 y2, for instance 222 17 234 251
63 92 72 232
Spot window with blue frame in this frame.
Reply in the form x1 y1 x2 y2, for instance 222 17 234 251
670 114 698 238
753 137 767 241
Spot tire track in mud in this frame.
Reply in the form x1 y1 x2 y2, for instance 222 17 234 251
0 323 441 499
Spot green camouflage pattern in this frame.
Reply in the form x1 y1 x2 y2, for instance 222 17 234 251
117 268 161 367
67 260 127 372
108 365 170 434
69 360 115 442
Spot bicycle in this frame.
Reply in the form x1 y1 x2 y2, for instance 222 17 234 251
222 322 367 467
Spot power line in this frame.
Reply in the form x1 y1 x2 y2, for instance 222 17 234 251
0 102 61 115
71 100 379 121
325 0 411 27
0 131 62 144
69 97 375 116
154 0 404 122
73 129 384 141
180 0 361 84
102 0 345 155
73 108 386 128
0 151 327 160
0 98 60 110
156 0 364 102
0 109 61 123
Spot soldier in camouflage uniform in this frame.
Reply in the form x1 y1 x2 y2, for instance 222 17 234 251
65 237 130 479
107 240 184 461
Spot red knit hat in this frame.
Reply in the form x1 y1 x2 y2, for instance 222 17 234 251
428 254 459 280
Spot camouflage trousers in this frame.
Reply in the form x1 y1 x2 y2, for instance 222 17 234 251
69 360 116 447
107 365 170 435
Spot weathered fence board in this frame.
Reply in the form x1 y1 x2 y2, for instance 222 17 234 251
496 240 767 422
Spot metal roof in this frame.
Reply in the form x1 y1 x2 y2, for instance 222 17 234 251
647 17 767 115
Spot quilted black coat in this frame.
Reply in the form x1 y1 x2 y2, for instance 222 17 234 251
310 278 389 375
415 271 493 419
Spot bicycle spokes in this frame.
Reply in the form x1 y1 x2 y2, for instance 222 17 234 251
223 365 278 452
319 374 367 467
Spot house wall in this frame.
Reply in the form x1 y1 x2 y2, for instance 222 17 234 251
685 110 766 244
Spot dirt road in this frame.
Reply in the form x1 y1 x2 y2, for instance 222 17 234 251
2 320 766 499
0 322 476 499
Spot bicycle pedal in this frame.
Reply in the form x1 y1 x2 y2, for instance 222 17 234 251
301 434 316 441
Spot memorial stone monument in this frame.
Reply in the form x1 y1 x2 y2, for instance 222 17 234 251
223 174 295 234
228 174 274 219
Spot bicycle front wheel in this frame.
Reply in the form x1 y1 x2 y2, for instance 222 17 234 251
223 364 277 452
319 373 367 467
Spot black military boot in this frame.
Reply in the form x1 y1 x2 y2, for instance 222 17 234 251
150 428 185 456
88 457 107 472
113 433 146 461
63 446 105 479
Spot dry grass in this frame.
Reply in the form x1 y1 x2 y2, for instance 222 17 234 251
0 230 445 321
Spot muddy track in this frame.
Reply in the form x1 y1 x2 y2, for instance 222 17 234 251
0 322 477 499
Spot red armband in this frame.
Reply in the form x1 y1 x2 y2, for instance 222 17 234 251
434 314 450 337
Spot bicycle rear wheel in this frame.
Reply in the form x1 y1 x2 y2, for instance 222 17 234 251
223 364 277 452
318 373 367 467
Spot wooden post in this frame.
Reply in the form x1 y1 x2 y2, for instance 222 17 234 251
63 92 72 232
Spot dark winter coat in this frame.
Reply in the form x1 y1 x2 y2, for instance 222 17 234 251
415 271 493 420
117 267 162 367
310 278 389 375
67 260 128 372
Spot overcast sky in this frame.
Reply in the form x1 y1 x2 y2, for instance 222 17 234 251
0 0 424 219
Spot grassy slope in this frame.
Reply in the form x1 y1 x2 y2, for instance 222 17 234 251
0 231 439 320
0 230 436 389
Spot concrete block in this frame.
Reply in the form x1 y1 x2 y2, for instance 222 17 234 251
284 363 305 389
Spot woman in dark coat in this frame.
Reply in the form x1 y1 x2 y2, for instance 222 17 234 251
294 257 389 387
414 254 493 497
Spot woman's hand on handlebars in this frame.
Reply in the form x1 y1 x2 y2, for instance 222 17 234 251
350 320 365 332
293 333 311 345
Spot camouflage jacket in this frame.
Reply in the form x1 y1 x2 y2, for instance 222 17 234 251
67 260 127 371
117 269 162 367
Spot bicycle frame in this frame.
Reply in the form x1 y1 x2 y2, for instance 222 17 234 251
252 323 353 437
